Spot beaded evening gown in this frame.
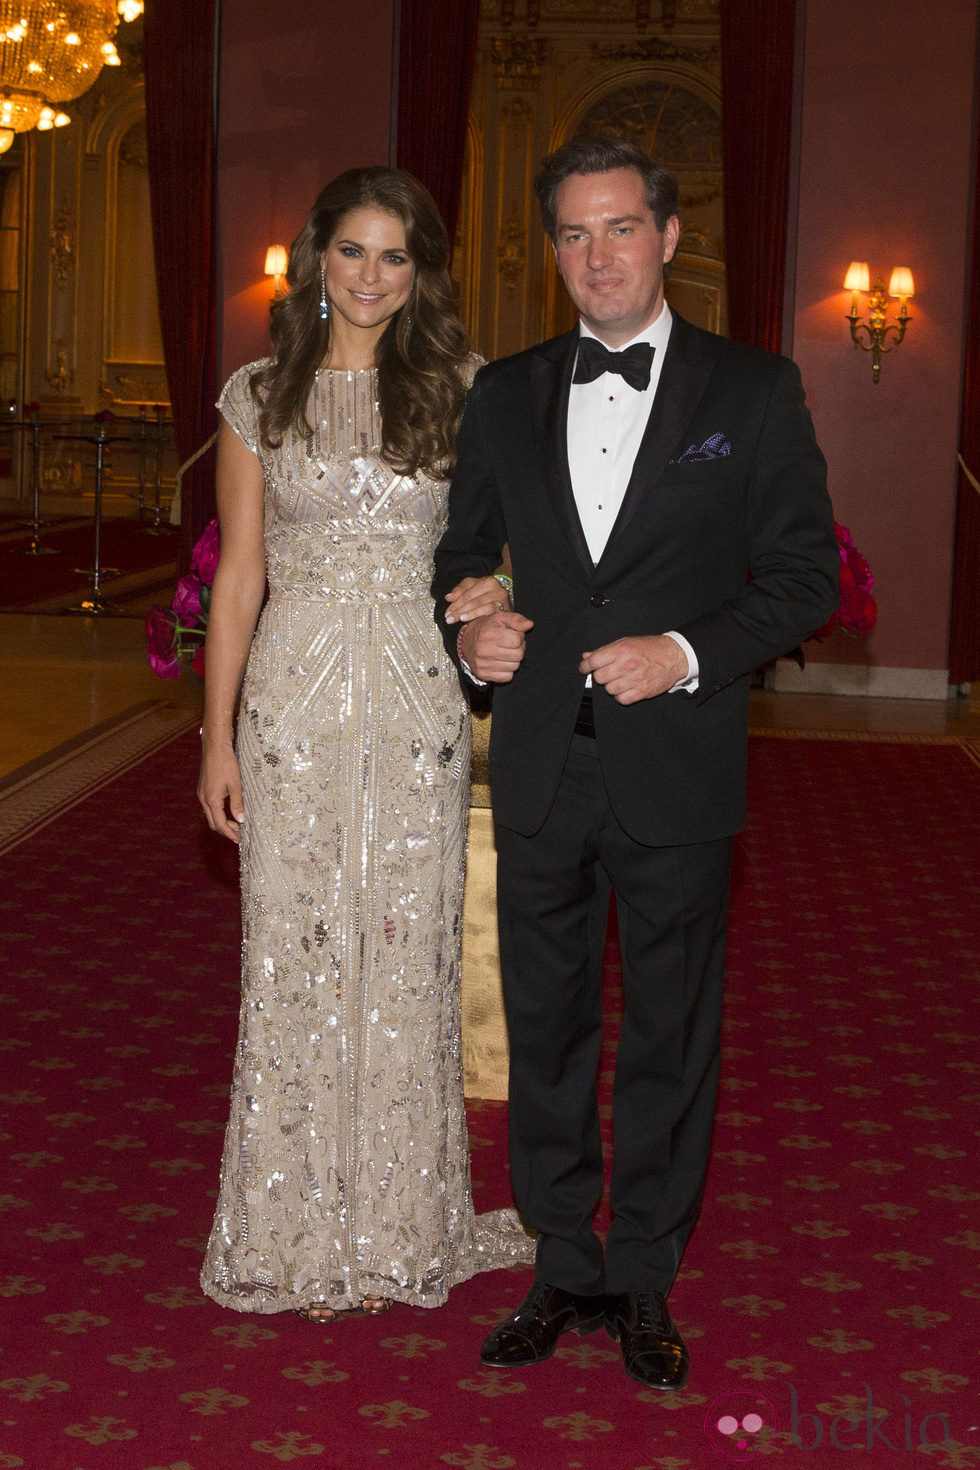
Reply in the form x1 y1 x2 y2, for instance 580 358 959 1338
201 361 532 1314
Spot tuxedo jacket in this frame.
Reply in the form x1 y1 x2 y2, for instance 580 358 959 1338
433 313 839 846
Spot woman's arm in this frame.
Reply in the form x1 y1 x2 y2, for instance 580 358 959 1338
197 420 267 843
443 546 513 624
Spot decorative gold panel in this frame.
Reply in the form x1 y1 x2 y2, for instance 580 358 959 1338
492 34 548 85
49 198 75 286
459 0 724 353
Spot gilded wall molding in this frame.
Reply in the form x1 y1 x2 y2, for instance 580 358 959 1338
461 0 725 355
41 456 83 493
492 35 548 87
45 340 74 394
499 0 542 23
99 364 169 407
497 206 527 292
592 36 718 70
49 199 75 287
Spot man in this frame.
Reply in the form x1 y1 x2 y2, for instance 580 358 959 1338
433 137 838 1391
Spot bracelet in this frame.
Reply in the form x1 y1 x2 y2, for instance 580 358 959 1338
456 627 468 660
493 573 514 595
200 727 235 747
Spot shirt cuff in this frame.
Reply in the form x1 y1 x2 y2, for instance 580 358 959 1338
663 630 699 693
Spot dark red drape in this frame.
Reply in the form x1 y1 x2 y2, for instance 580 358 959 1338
395 0 479 253
143 2 220 571
948 93 980 682
719 0 797 351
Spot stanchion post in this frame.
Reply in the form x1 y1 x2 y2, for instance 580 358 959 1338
65 422 122 616
9 412 60 557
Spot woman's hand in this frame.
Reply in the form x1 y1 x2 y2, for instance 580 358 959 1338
444 575 511 624
198 742 245 844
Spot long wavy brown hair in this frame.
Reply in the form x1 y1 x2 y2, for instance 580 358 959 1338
250 167 470 477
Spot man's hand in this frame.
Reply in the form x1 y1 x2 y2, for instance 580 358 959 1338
579 635 689 704
460 609 534 683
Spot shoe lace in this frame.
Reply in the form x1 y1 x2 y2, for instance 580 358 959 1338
632 1293 669 1333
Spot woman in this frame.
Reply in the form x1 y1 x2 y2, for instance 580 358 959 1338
198 167 531 1321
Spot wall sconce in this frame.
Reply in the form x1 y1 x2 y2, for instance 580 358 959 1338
843 261 914 383
264 244 288 300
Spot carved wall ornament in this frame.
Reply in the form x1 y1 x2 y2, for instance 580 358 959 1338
543 0 632 17
492 35 548 87
501 95 535 127
592 37 719 70
575 79 721 182
499 0 543 23
50 200 75 287
45 340 74 395
497 207 527 292
41 456 83 493
118 119 148 170
678 225 711 253
100 365 169 406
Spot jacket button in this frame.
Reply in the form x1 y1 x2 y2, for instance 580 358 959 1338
590 592 607 607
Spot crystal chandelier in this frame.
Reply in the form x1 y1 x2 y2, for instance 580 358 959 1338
0 1 144 154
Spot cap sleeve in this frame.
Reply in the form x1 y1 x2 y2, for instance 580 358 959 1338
217 360 268 453
460 351 486 390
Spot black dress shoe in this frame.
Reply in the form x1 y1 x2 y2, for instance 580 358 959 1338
604 1290 690 1390
480 1281 606 1367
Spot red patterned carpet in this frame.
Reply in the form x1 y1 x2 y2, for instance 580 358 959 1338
1 722 978 1468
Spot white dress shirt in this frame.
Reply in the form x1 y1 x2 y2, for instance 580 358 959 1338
569 308 698 691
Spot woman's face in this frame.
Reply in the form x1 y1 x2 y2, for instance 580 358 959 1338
322 206 415 336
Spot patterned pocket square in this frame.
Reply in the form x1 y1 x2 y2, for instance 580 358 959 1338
670 432 733 464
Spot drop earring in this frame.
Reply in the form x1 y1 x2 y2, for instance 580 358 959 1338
319 266 329 320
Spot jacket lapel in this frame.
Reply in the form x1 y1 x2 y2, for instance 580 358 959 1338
598 313 715 561
530 330 594 572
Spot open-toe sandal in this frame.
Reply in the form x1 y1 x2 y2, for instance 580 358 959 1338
295 1302 339 1325
358 1297 391 1316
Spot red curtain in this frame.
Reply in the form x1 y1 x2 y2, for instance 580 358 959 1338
719 0 797 351
396 0 480 253
143 2 220 571
948 104 980 682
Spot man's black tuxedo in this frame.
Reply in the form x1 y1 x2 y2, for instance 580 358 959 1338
433 313 838 1296
434 313 838 844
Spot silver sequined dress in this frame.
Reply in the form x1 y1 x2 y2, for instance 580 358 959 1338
201 361 532 1314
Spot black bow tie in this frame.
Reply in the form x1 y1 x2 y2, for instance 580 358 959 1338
572 338 654 392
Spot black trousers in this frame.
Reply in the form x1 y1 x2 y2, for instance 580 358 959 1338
495 734 733 1296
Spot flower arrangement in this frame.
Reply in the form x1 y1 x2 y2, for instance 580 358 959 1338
145 518 220 679
813 521 877 640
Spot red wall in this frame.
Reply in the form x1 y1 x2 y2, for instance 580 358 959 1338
791 0 978 675
217 0 396 383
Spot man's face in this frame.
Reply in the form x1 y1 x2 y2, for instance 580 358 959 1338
552 166 679 347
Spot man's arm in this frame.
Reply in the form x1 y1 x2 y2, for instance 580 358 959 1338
433 371 530 680
674 357 838 702
579 633 690 703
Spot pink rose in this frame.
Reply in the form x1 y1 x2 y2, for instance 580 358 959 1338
172 573 202 622
812 608 839 641
145 607 181 678
841 586 878 636
191 518 221 584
